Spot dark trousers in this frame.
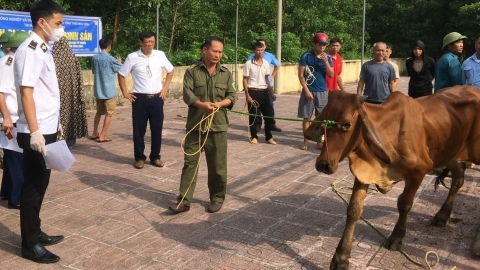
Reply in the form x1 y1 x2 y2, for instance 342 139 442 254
248 90 274 140
0 149 24 206
132 95 164 161
254 94 276 127
17 132 57 249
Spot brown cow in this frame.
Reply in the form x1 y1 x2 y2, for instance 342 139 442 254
304 86 480 270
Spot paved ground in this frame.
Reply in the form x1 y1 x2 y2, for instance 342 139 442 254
1 77 479 269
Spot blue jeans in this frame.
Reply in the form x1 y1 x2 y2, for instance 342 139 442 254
0 149 24 206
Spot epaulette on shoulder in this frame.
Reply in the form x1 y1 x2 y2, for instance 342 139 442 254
5 56 13 66
220 65 228 71
189 64 196 69
28 40 37 50
40 43 48 53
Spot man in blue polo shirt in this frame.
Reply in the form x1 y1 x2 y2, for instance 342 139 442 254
434 32 467 92
247 39 281 132
297 32 333 150
461 34 479 169
462 34 480 89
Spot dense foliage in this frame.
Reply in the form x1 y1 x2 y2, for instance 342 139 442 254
2 0 479 68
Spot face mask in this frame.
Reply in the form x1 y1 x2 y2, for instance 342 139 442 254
42 20 65 42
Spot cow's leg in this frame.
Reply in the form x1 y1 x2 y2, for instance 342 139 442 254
432 162 465 226
385 175 422 251
330 179 368 270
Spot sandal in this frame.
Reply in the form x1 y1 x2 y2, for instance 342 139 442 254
300 143 308 150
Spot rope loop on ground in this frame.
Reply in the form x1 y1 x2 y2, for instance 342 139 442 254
331 178 450 269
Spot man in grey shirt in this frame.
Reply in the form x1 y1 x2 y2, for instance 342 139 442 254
357 42 396 103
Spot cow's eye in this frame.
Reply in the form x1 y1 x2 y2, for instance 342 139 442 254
340 123 351 131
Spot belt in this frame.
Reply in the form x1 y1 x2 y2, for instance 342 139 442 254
248 88 266 91
135 92 160 99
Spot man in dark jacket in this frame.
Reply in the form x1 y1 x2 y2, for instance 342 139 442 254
405 40 436 98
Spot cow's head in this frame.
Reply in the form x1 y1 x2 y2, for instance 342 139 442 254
304 91 391 174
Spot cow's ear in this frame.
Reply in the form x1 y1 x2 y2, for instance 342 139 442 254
359 111 391 164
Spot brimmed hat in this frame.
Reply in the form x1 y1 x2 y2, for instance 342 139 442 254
0 31 12 43
6 31 29 48
313 32 329 44
442 32 467 49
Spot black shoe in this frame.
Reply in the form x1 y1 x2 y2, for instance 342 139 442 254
21 243 60 263
168 203 190 214
208 202 223 213
8 203 20 209
38 232 64 246
271 125 282 132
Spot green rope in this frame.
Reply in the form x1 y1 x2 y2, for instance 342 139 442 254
220 108 324 123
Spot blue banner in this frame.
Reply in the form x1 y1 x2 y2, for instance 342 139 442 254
0 10 102 56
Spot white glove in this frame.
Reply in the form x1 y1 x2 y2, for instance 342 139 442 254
57 123 63 141
30 130 46 156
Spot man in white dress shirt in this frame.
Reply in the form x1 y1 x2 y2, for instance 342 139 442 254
0 31 29 210
13 0 66 263
118 30 174 169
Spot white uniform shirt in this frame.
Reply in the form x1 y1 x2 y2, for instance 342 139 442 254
0 51 19 123
14 32 60 134
244 58 271 89
118 49 174 94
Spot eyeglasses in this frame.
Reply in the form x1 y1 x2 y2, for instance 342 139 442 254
146 65 152 78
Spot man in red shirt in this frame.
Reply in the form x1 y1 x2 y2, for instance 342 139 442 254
326 38 345 91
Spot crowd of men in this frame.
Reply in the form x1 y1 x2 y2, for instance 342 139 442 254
1 0 480 264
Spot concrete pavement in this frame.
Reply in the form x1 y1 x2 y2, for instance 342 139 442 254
0 77 479 269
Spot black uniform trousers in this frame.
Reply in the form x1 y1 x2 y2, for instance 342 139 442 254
17 132 57 249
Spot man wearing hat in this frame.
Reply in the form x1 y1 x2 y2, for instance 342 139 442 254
297 32 334 151
434 32 467 91
0 31 12 59
0 31 29 209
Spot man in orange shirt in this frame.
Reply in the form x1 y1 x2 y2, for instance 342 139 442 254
326 38 345 91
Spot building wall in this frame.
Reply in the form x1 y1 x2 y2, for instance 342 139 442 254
82 58 406 109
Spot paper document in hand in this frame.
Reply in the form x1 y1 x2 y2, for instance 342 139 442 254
45 140 76 172
0 128 23 153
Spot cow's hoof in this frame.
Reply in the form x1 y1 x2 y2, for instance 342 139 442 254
432 215 447 227
329 255 349 270
385 236 402 251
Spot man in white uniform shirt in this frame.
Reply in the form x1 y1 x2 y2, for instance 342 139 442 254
13 0 65 264
0 31 29 210
118 30 174 169
243 41 277 145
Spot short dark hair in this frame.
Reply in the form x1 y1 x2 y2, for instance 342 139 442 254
99 38 112 49
139 30 156 41
385 42 393 49
330 37 342 45
256 39 267 45
251 41 264 50
30 0 65 27
203 36 224 49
